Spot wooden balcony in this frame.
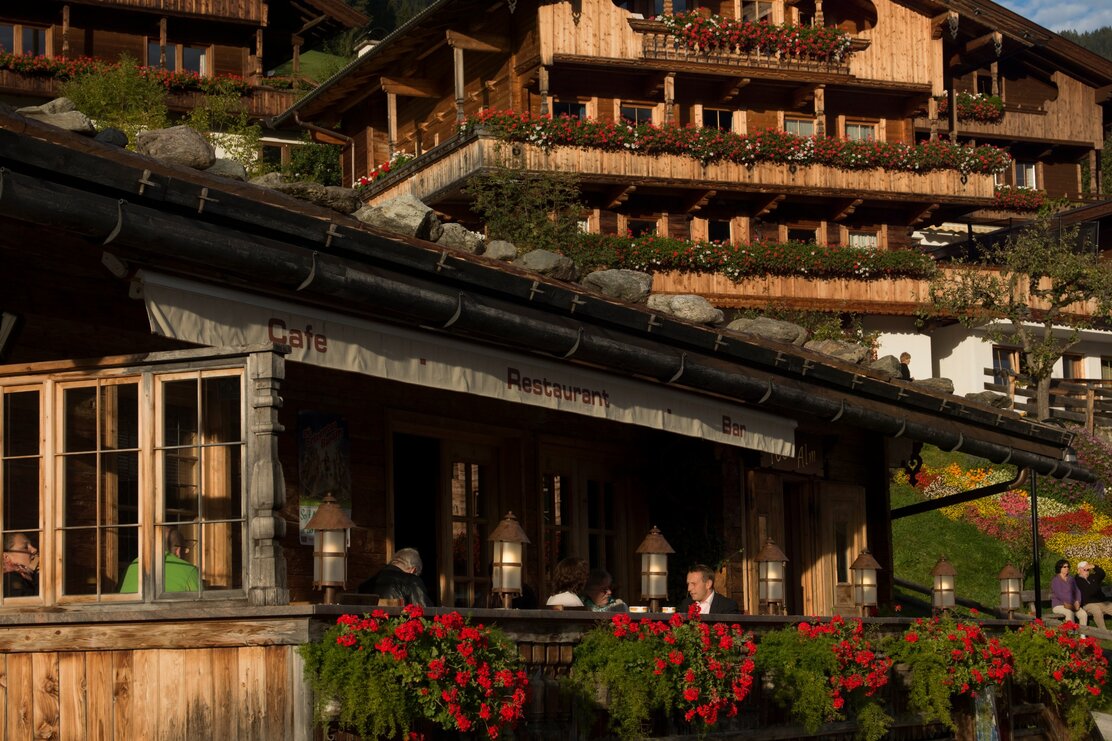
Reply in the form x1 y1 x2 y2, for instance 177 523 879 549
629 19 858 78
365 134 997 208
0 69 301 119
68 0 265 23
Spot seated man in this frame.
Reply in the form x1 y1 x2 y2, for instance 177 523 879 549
1075 561 1112 630
678 563 740 615
357 547 433 606
3 532 39 598
120 528 199 593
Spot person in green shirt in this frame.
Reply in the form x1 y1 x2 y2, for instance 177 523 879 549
120 528 199 594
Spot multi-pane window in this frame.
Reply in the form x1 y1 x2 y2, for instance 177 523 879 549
1101 357 1112 381
992 346 1021 386
0 364 246 606
628 218 657 237
847 231 878 250
448 460 489 608
147 41 208 75
0 23 49 56
784 117 815 136
741 0 774 22
620 105 654 125
585 479 618 575
1061 354 1084 381
542 474 572 574
708 219 731 243
788 227 817 244
702 108 732 131
1015 161 1037 189
845 122 876 141
552 100 587 119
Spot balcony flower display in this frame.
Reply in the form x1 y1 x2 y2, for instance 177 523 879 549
299 605 530 740
565 233 938 281
992 185 1045 212
935 92 1005 123
565 608 757 739
1001 620 1108 739
756 616 893 741
0 52 251 95
356 151 416 189
888 616 1013 731
657 12 854 63
463 110 1011 176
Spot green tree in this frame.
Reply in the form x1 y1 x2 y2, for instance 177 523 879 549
463 166 584 254
928 215 1112 420
282 137 343 186
185 87 263 175
59 55 168 144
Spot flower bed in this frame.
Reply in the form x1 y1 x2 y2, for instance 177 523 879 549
993 185 1045 212
299 606 529 739
563 233 938 281
657 12 853 63
936 92 1005 123
463 110 1011 175
0 52 251 95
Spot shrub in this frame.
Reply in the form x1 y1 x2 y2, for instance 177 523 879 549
59 55 168 144
185 87 262 175
282 137 343 186
464 166 584 254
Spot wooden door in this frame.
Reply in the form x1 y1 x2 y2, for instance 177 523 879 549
441 441 499 609
822 483 867 617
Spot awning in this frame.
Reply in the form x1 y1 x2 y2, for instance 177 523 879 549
138 271 795 456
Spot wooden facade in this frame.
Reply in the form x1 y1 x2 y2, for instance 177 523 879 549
0 0 365 117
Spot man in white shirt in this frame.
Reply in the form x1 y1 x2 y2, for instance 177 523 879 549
677 563 740 615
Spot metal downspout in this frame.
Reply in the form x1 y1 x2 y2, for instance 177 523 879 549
890 468 1029 520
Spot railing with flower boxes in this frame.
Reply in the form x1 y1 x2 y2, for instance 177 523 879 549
363 133 997 208
80 0 266 22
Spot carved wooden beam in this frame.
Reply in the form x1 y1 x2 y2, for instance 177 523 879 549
605 185 636 210
381 76 441 97
792 84 821 109
753 194 785 218
903 93 932 118
720 77 751 101
644 73 669 98
931 11 951 39
446 29 508 53
907 203 939 227
683 190 716 213
832 198 863 222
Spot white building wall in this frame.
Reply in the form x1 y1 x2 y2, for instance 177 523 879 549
862 316 932 380
930 325 994 397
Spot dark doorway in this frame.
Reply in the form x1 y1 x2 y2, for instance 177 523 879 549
392 433 440 604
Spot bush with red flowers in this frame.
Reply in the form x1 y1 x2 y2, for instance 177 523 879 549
565 607 757 739
299 605 529 740
755 616 893 741
657 12 854 63
1002 619 1109 739
888 616 1013 731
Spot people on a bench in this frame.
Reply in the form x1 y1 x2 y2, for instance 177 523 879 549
1050 559 1088 626
1075 561 1110 630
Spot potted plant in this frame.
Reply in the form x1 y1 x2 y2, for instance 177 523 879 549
1001 619 1108 739
755 615 893 741
299 605 530 739
565 607 757 739
887 616 1013 731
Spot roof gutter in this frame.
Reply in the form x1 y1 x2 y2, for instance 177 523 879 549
0 167 1093 482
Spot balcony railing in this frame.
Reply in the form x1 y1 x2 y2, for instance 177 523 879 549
629 19 859 76
983 371 1112 430
364 133 997 206
71 0 265 22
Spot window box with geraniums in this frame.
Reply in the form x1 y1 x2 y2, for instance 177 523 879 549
755 616 894 741
299 605 530 739
887 616 1013 731
356 151 416 190
564 607 757 739
1001 619 1109 739
992 185 1046 212
656 12 853 63
0 52 251 95
463 110 1011 176
935 92 1005 123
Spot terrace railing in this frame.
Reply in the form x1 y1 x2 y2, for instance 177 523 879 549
982 371 1112 430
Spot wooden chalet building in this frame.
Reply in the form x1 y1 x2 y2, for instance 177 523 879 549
0 106 1095 737
0 0 366 119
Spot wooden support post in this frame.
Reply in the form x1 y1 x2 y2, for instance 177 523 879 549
292 34 303 75
454 46 466 124
1090 149 1099 195
254 29 264 78
928 97 938 141
949 87 958 142
814 86 825 137
663 0 674 15
815 0 824 26
246 349 290 606
664 73 675 125
990 61 999 95
538 65 549 116
159 17 168 68
1087 388 1096 433
387 92 398 155
61 4 70 57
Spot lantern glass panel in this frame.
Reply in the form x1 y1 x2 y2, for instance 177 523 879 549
317 529 347 585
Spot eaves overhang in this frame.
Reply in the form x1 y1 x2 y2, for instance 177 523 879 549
0 112 1092 481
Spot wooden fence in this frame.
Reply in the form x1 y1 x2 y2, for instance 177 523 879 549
983 371 1112 431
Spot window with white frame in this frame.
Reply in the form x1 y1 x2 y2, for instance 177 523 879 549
1015 161 1037 189
0 362 246 605
784 117 815 136
847 231 878 250
845 122 877 141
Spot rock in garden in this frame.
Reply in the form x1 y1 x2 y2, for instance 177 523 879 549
915 377 956 394
514 250 578 282
803 339 868 364
204 158 247 181
647 294 724 325
135 125 216 170
726 317 809 346
965 391 1012 409
17 99 95 134
17 97 77 116
354 193 443 242
483 240 518 261
94 128 129 148
437 223 485 254
581 269 653 303
250 171 286 187
322 186 363 215
869 355 903 378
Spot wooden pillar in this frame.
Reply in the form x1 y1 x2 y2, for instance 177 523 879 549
928 97 939 141
1089 149 1099 195
254 28 264 78
663 0 673 14
990 61 999 95
246 348 290 606
814 87 825 137
664 73 675 125
159 17 168 68
454 46 466 124
949 87 958 142
292 34 302 75
538 65 549 116
61 4 70 57
387 92 398 155
815 0 824 25
734 215 751 243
